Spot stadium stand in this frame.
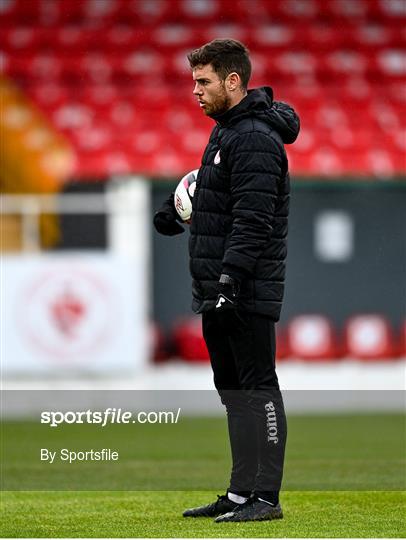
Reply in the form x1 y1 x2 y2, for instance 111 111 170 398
1 0 405 177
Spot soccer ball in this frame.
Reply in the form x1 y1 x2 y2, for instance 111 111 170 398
174 169 199 222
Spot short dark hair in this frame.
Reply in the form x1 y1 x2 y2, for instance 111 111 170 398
187 38 251 90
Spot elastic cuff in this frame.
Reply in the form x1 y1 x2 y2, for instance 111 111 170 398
222 264 248 284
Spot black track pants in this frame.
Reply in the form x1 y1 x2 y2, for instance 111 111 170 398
202 310 287 496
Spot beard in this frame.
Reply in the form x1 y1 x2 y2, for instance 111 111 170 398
204 86 231 117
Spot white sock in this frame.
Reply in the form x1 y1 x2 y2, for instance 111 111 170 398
258 497 275 506
228 492 248 505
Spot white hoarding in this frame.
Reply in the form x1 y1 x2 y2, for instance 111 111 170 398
1 254 148 374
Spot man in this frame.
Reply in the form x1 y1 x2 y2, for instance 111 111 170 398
154 39 300 522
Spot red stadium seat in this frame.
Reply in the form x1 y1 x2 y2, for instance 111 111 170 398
326 0 369 19
152 23 195 47
344 315 398 360
178 0 221 22
105 25 147 50
172 317 210 362
72 125 112 151
310 146 346 176
377 0 406 18
0 0 41 24
277 0 319 20
27 83 68 109
122 49 164 76
2 27 39 52
52 103 94 130
355 23 393 47
287 315 340 360
121 0 174 24
10 53 62 82
252 24 295 48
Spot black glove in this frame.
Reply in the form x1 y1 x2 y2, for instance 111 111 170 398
153 193 185 236
215 274 247 335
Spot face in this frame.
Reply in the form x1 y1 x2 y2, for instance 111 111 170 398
192 64 231 117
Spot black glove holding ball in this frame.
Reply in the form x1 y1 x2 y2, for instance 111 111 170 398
153 169 198 236
153 193 185 236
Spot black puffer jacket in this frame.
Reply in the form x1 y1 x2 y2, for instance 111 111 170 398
189 86 300 321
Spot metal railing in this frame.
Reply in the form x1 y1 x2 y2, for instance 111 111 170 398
1 179 149 253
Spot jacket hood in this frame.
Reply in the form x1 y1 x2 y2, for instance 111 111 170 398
214 86 300 144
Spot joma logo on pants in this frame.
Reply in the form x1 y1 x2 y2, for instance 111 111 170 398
265 401 278 444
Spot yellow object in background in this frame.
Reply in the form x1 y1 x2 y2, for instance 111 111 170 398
0 77 75 250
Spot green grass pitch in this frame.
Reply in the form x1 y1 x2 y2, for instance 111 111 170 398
1 414 405 537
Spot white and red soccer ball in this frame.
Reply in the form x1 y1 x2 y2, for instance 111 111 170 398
174 169 199 222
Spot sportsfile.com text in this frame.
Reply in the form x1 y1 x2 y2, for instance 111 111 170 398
41 408 182 427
